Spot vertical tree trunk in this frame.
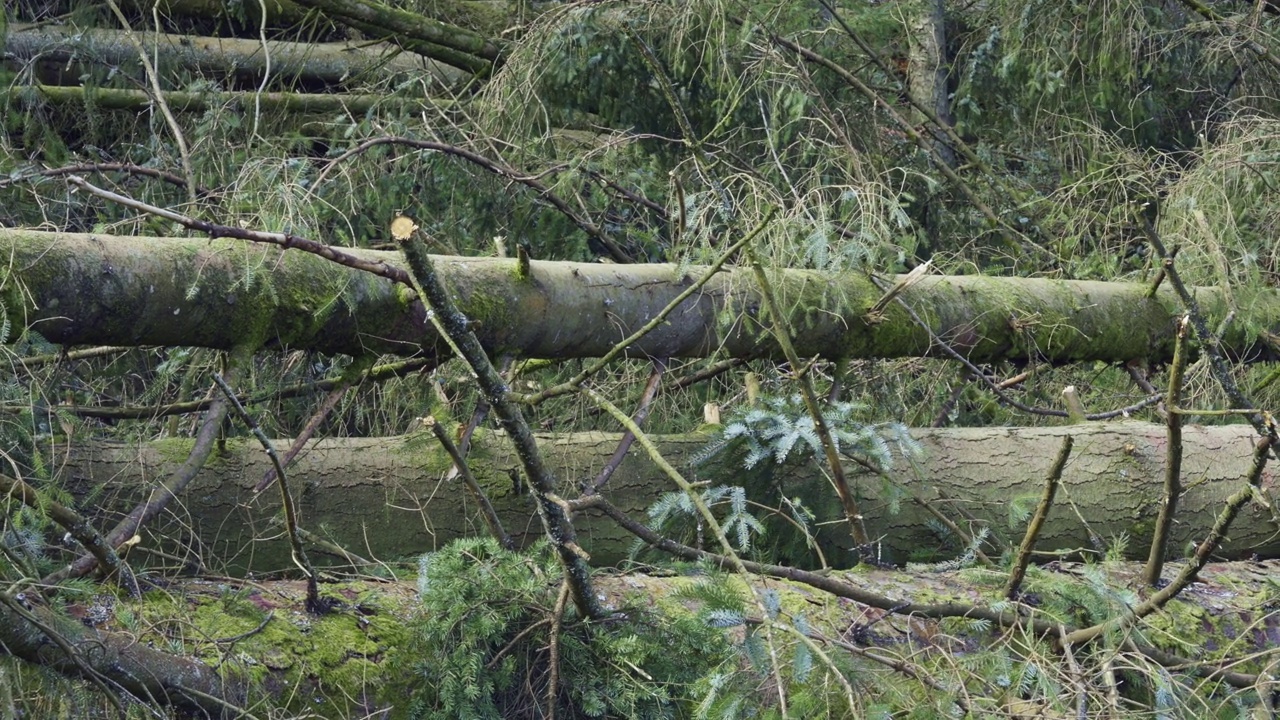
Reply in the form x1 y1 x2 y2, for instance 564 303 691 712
907 0 956 167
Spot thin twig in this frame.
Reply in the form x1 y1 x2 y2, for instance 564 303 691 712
880 277 1160 420
1144 318 1189 586
14 356 434 421
44 346 250 584
0 472 129 590
515 210 776 406
911 495 993 567
1062 434 1274 646
0 163 205 194
424 416 512 550
66 175 416 286
761 23 1055 259
254 381 351 493
584 388 792 713
311 136 633 262
213 372 322 614
583 359 666 495
104 0 195 203
0 592 127 716
746 244 869 548
579 492 1264 688
1125 360 1167 420
1141 217 1269 434
1005 435 1073 599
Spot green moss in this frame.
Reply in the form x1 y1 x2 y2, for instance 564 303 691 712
457 282 515 343
127 582 414 717
150 437 196 464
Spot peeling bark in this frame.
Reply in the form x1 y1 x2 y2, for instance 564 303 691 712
52 423 1280 572
4 229 1278 364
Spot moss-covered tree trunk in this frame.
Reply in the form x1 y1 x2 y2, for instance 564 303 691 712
5 229 1278 363
54 423 1280 572
5 23 462 88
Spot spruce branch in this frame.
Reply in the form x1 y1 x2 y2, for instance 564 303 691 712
744 244 870 548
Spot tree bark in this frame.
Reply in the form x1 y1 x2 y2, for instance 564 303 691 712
52 423 1280 572
906 0 956 166
288 0 501 74
4 24 463 88
4 229 1277 364
124 0 515 43
0 596 239 716
22 83 416 115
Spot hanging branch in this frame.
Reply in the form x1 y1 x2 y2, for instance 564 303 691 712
311 136 634 263
816 0 980 168
759 26 1054 259
395 219 604 619
1175 0 1280 72
1004 435 1073 599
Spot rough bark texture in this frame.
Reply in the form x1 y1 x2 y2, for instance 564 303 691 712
906 0 955 166
52 423 1280 572
5 229 1279 364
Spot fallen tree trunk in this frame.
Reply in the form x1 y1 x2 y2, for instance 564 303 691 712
4 229 1278 363
4 23 464 88
0 594 239 716
22 84 416 115
53 423 1280 572
8 559 1279 718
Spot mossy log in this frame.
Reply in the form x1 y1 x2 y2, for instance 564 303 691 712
4 23 463 88
51 423 1280 573
21 84 411 115
0 593 239 716
5 560 1279 718
4 229 1280 364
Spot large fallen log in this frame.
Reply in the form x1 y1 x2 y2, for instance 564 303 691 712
53 422 1280 572
3 229 1278 363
